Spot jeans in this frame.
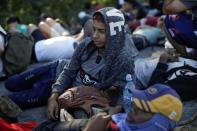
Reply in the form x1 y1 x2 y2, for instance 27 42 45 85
5 61 58 109
31 29 46 43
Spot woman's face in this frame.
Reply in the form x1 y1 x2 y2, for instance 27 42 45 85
92 19 106 49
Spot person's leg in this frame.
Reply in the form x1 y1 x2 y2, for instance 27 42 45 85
38 21 52 38
46 18 70 36
38 21 59 38
7 61 58 109
45 17 56 27
28 24 46 43
132 35 149 51
8 80 52 109
5 62 54 92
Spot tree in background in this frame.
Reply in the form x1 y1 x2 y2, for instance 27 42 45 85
0 0 116 29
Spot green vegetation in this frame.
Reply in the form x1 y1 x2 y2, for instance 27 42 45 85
0 0 116 27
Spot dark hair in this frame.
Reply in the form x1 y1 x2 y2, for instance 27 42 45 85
124 0 141 8
93 13 105 23
6 16 21 24
39 13 52 21
149 0 164 10
124 0 147 19
136 8 147 19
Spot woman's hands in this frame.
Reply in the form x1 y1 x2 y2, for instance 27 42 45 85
47 93 59 120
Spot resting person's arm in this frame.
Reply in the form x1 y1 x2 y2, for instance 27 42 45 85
148 52 175 86
148 51 179 86
163 0 189 14
48 39 88 120
51 39 88 94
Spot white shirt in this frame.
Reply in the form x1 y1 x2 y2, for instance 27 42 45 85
0 34 5 51
0 34 5 76
35 36 76 62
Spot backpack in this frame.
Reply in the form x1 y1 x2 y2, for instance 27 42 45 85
0 95 22 122
2 32 33 76
58 86 110 118
150 64 197 101
165 65 197 100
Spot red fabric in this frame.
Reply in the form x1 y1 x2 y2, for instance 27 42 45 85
129 21 140 31
0 118 38 131
109 120 120 131
129 16 158 31
145 16 158 27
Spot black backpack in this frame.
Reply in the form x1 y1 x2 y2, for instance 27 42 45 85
2 32 33 76
149 64 197 101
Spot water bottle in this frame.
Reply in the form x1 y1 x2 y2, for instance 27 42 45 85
123 74 135 113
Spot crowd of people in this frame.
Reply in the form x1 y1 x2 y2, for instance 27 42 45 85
0 0 196 131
